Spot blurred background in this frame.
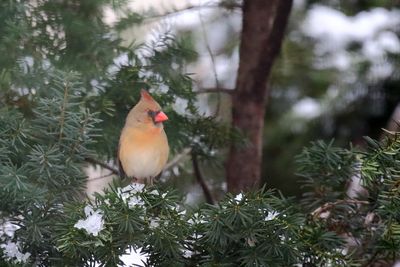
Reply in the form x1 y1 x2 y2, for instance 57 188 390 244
114 0 400 197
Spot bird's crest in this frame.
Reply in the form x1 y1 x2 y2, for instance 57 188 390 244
140 89 155 102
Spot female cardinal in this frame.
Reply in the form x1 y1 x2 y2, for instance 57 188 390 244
118 89 169 184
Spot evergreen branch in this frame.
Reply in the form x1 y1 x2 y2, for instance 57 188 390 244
84 157 119 175
70 111 89 157
311 199 369 218
360 135 400 185
364 251 380 267
191 151 215 205
58 81 70 142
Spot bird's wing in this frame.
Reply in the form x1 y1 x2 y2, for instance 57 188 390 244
117 140 127 179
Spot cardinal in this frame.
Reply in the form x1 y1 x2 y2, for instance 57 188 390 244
118 89 169 184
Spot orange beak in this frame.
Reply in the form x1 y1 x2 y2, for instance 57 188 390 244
154 111 168 123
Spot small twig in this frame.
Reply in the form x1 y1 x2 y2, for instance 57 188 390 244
196 87 234 94
163 148 191 172
198 10 222 116
311 199 369 218
85 157 119 175
143 3 242 22
87 172 115 182
191 151 215 205
381 127 399 136
144 5 218 21
381 103 400 140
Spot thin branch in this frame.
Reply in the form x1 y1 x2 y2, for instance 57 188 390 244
311 199 369 218
86 148 192 182
196 87 234 94
163 147 191 172
163 148 216 205
85 157 119 175
87 172 114 182
145 5 217 21
198 10 222 116
143 3 242 21
381 102 400 139
191 151 215 205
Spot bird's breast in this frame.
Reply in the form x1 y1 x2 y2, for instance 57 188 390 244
119 126 169 179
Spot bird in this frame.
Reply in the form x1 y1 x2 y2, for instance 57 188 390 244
118 89 169 185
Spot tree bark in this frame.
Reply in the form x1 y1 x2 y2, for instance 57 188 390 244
226 0 293 193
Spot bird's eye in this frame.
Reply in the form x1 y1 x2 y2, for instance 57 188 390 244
147 110 157 117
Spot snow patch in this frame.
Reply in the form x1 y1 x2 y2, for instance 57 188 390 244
149 218 160 229
303 6 400 53
113 53 129 66
0 241 31 264
0 219 20 238
265 210 279 221
120 183 145 194
117 184 146 208
128 195 145 208
119 246 148 267
74 206 105 237
302 5 400 76
172 97 189 115
234 193 244 203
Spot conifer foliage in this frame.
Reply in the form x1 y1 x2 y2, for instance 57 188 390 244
0 0 400 266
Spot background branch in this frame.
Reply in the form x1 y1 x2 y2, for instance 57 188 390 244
191 151 215 205
311 199 369 218
198 10 222 116
85 157 119 175
196 87 234 94
163 148 191 172
143 3 242 21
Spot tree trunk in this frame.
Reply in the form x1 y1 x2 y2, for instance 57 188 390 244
226 0 293 193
